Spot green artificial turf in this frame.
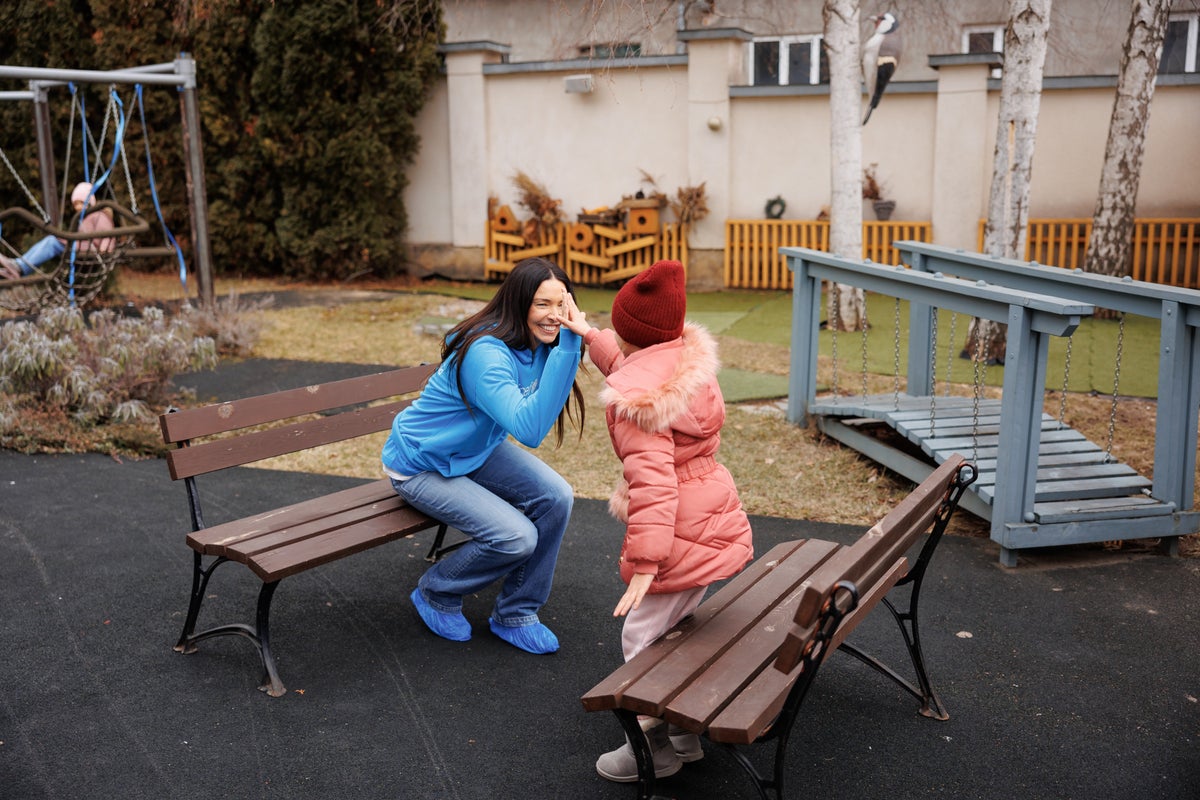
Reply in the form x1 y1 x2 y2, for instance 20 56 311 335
423 282 1161 400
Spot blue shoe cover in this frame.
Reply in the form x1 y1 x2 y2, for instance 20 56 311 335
411 588 471 642
488 618 559 654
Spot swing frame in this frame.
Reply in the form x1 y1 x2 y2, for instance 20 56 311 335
0 57 214 306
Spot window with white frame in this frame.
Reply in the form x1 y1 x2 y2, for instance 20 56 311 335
749 35 827 86
963 24 1003 77
1160 13 1198 74
579 42 641 59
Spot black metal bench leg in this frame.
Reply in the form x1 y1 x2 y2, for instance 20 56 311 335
721 744 776 800
885 590 948 720
425 523 468 562
613 710 672 800
837 587 948 721
173 551 226 654
256 580 285 697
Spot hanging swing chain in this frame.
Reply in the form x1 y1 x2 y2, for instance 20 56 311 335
860 298 871 403
928 306 939 435
891 296 903 410
1104 312 1126 462
118 88 141 214
85 87 119 185
944 312 958 397
59 93 80 217
970 323 995 467
0 145 48 222
1056 335 1074 430
830 282 841 405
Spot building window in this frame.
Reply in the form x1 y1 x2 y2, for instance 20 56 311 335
963 24 1003 77
1160 14 1198 74
750 35 827 86
580 42 641 60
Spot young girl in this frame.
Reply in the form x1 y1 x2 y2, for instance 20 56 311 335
381 257 587 655
0 182 115 279
560 259 754 781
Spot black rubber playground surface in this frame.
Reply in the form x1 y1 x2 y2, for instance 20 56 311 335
1 356 1198 800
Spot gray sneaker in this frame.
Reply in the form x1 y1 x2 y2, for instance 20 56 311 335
668 725 704 762
595 721 683 783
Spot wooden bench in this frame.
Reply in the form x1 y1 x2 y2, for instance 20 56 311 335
159 364 454 697
581 454 977 800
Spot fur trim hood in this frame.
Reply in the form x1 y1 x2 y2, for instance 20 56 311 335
599 323 720 435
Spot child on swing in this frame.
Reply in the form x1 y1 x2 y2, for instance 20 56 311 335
0 182 114 280
559 259 754 782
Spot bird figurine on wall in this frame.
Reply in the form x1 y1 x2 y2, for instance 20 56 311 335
862 12 902 125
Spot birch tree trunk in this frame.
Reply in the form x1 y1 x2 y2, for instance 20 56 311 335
823 0 866 332
1084 0 1172 278
966 0 1052 364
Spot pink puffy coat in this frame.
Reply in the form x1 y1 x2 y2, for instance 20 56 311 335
586 323 753 594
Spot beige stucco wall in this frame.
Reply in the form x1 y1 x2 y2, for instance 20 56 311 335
403 80 451 244
483 66 690 237
404 4 1200 278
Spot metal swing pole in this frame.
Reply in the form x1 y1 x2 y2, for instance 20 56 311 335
175 54 213 308
31 83 60 226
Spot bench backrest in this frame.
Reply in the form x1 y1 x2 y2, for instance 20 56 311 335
159 363 436 481
776 453 971 673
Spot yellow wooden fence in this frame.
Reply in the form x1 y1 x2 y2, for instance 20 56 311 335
723 220 932 289
485 216 1199 291
722 217 1199 290
980 218 1200 289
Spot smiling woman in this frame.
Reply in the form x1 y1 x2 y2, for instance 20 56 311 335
379 257 590 654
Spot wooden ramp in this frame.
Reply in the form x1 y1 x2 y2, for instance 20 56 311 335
811 395 1174 527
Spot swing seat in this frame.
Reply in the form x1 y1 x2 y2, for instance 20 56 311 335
0 200 152 312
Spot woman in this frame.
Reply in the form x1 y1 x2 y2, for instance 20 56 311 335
381 257 587 654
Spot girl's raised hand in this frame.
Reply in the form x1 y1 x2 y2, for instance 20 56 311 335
557 290 593 338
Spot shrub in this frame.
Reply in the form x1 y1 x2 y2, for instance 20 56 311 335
177 292 274 357
0 306 218 441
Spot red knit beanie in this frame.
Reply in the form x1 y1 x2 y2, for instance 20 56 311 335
611 260 686 348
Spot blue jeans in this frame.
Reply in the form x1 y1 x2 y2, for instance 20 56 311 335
13 235 65 275
390 440 573 627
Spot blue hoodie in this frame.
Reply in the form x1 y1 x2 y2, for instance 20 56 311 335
381 328 582 478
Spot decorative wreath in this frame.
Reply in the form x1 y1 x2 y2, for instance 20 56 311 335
764 195 786 219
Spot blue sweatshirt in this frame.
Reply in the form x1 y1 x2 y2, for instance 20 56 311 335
381 328 582 478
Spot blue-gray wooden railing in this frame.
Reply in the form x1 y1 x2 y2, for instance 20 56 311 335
786 246 1094 557
897 240 1200 520
786 243 1200 566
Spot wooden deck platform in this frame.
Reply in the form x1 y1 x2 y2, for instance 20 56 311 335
810 394 1174 527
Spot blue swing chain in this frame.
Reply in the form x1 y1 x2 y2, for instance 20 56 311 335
138 84 188 297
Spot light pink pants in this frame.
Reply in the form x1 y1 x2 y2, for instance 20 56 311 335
621 586 707 662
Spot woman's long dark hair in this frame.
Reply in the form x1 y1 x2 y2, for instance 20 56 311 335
442 257 586 446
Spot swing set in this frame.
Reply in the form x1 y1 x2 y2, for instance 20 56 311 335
0 57 215 311
785 242 1200 567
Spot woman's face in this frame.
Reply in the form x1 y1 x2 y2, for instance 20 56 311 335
526 277 568 350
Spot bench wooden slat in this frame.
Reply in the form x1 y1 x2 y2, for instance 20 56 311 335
700 556 910 745
219 495 410 559
247 504 441 581
616 539 841 719
165 399 409 480
187 479 399 553
580 540 814 713
160 364 435 443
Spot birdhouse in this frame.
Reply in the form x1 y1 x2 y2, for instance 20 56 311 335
627 206 659 235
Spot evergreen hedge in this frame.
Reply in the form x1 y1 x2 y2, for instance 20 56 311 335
0 0 442 281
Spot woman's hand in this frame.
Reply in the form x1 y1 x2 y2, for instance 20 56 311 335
556 290 593 338
613 572 655 617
